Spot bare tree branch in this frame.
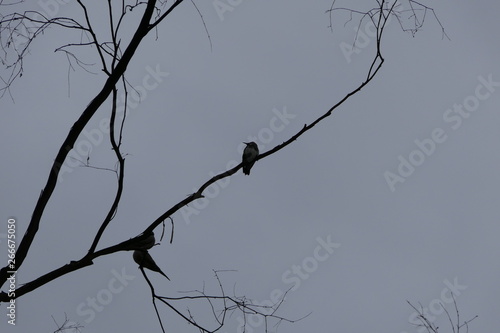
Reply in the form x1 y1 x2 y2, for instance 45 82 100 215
0 0 181 286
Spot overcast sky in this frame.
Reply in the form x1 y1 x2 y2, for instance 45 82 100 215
1 1 500 332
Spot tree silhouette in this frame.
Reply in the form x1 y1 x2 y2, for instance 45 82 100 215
0 1 446 331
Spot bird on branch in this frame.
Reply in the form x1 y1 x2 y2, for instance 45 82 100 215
242 142 259 175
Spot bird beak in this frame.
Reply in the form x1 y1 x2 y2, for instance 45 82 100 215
243 142 249 145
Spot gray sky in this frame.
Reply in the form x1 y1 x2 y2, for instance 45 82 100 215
1 1 500 332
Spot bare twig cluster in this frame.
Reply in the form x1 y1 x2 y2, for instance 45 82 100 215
407 296 478 333
0 8 84 99
138 270 306 333
51 312 84 333
327 0 449 48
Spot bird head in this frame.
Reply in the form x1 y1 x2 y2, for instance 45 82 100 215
243 142 258 149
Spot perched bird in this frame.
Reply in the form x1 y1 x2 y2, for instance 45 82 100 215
134 232 156 250
133 250 170 280
242 142 259 175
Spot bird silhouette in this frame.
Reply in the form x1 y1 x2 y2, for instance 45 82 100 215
134 232 156 250
242 142 259 175
133 249 170 280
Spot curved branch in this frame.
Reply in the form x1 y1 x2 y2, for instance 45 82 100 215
145 1 392 236
87 86 126 255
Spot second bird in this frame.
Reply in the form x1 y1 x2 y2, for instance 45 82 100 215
133 249 170 280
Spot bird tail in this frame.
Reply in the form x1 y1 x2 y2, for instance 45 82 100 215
159 270 171 280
